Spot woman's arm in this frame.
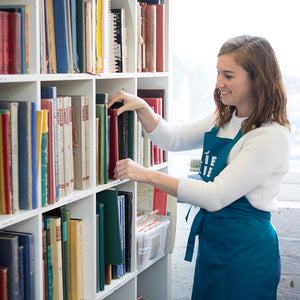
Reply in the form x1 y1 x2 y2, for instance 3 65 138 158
114 158 179 197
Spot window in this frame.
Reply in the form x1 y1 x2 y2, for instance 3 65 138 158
170 0 300 200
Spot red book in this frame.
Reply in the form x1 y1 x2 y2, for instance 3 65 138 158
143 98 163 164
0 11 3 74
107 108 119 179
9 11 22 74
153 188 167 215
150 4 165 72
2 113 11 214
0 266 8 300
2 11 9 74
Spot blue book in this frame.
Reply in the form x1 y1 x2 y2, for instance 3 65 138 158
18 245 24 300
70 0 80 72
0 234 19 300
18 102 31 209
52 0 71 73
41 87 59 199
31 102 37 209
2 230 35 300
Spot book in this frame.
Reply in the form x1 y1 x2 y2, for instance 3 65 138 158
95 93 108 184
0 234 19 300
42 228 49 300
84 96 90 187
71 96 87 190
0 111 11 214
18 245 24 300
8 11 22 74
0 266 8 300
44 0 57 73
117 104 134 160
0 11 5 74
95 0 103 73
1 11 9 74
41 87 58 203
48 216 64 300
111 8 126 72
151 3 165 72
141 97 163 164
69 0 80 72
85 1 93 73
96 189 123 265
56 97 65 198
96 202 105 291
113 194 125 278
41 109 49 207
0 5 29 74
36 110 43 200
0 101 19 213
145 5 156 72
62 96 73 195
69 218 83 300
52 0 71 73
43 217 53 300
0 230 35 300
118 190 133 272
107 107 119 179
45 206 70 300
66 0 74 73
76 0 86 73
31 102 38 209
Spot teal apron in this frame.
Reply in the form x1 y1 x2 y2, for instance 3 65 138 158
185 126 280 300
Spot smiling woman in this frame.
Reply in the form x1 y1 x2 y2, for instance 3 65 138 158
171 0 300 189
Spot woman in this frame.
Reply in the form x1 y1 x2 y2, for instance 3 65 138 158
108 35 290 299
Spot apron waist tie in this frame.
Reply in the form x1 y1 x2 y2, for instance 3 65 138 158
184 209 206 262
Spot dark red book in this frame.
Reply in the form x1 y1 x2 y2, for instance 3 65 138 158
2 11 9 74
0 266 8 300
9 11 22 74
0 11 3 74
107 108 119 179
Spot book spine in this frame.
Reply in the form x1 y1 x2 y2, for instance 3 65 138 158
31 102 38 209
0 267 8 300
8 12 22 74
2 11 9 74
2 113 11 214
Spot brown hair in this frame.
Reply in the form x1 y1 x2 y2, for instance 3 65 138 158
213 35 290 134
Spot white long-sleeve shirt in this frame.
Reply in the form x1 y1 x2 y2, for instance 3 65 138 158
147 112 290 212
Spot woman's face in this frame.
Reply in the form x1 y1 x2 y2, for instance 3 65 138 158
216 53 254 117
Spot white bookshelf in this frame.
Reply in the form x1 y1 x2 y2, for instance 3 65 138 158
0 0 172 299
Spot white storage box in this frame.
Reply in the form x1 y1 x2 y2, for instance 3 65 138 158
136 218 170 269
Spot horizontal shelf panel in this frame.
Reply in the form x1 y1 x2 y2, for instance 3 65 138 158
96 271 137 300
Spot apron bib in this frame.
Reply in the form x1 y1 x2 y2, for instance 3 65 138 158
185 126 280 300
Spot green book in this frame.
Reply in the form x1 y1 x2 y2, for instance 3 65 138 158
96 189 122 265
41 122 48 207
96 202 105 291
95 101 108 184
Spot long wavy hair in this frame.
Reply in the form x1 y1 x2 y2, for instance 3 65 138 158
213 35 290 134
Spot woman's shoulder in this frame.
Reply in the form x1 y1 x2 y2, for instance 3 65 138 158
244 121 290 147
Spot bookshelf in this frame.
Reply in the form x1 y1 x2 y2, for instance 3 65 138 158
0 0 172 299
